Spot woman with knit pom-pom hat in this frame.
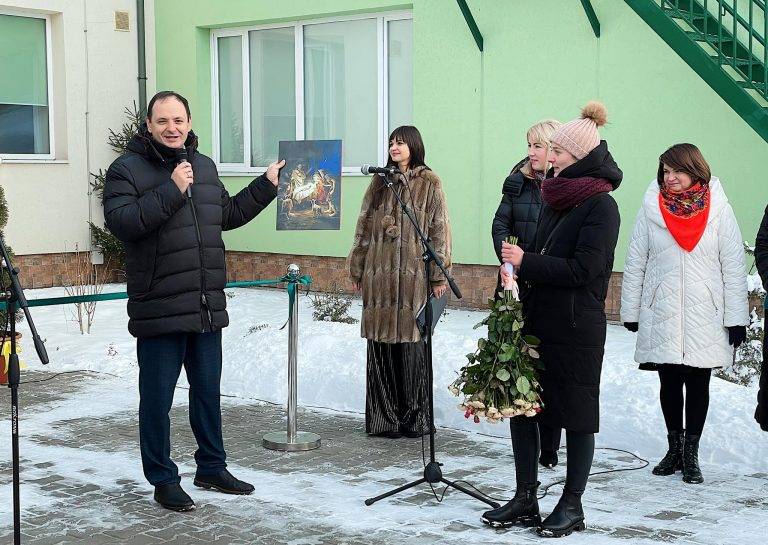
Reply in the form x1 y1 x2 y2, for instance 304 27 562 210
488 101 622 538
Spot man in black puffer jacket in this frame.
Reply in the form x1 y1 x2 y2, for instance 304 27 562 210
104 91 283 512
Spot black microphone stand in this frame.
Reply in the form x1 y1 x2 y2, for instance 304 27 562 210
1 235 49 545
364 171 499 509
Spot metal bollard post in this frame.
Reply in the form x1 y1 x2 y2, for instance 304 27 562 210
263 264 321 452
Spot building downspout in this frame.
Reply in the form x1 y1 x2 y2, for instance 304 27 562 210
136 0 147 115
84 0 95 258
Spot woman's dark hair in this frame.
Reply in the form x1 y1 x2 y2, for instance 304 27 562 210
657 143 711 187
147 91 191 120
385 125 427 170
372 126 428 208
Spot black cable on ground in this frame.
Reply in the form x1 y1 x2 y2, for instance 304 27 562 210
439 447 650 504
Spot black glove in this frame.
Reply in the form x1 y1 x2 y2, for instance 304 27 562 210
728 325 747 348
623 322 639 333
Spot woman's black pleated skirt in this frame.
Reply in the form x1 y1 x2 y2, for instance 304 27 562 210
365 340 428 435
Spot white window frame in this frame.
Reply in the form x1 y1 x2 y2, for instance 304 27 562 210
211 10 413 176
0 9 55 161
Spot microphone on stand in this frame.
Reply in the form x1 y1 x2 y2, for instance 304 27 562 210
361 164 397 176
175 147 192 198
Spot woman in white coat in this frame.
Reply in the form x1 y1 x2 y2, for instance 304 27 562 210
621 143 748 484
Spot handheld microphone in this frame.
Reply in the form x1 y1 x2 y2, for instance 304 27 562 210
175 147 192 198
361 164 397 176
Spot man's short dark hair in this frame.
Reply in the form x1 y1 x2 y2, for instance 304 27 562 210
147 91 191 120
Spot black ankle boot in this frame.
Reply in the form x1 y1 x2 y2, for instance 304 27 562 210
682 433 704 484
481 482 541 528
652 430 684 476
537 490 586 538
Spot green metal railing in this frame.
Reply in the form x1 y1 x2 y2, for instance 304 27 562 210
661 0 767 100
0 276 312 317
626 0 768 143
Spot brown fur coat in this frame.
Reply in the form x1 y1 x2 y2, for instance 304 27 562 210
347 166 452 343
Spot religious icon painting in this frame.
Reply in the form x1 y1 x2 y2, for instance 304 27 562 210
276 140 342 231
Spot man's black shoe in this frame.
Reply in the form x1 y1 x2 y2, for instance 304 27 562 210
194 469 255 495
154 483 195 512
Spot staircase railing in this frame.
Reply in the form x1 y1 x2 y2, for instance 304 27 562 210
661 0 767 100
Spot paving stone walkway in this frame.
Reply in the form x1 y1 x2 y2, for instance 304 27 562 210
1 371 767 544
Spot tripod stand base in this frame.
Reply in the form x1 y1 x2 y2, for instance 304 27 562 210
263 431 321 452
364 461 499 508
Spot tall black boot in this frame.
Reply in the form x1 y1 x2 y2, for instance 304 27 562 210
537 490 586 538
538 424 561 469
481 481 541 528
682 433 704 484
652 430 684 475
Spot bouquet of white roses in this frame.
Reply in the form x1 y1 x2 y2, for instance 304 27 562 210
448 236 544 424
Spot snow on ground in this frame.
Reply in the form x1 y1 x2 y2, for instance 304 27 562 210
11 285 768 474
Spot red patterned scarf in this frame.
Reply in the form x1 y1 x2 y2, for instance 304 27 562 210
658 183 710 252
541 176 613 210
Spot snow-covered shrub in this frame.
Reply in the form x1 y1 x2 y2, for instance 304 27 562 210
311 285 358 324
244 323 268 336
716 243 765 386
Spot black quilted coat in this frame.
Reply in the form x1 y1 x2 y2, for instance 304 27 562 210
103 125 276 338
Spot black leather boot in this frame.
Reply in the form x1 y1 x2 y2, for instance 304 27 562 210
154 482 195 512
539 450 559 469
481 481 541 528
652 430 684 476
537 490 586 538
194 469 255 495
682 433 704 484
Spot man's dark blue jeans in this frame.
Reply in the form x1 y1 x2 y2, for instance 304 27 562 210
137 330 227 486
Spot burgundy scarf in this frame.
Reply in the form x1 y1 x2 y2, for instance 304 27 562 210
541 176 613 210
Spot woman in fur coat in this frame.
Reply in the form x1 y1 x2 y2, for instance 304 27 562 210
621 143 749 483
485 102 622 538
347 126 451 439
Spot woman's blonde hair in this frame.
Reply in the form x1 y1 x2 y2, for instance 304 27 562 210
520 119 562 178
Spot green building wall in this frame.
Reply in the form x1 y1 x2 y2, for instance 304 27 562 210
153 0 767 270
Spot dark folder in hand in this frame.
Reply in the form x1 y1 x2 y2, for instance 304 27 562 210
416 294 447 336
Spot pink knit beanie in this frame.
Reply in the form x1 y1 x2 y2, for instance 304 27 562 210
550 101 608 160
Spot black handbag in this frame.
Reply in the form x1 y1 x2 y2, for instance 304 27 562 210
416 293 448 336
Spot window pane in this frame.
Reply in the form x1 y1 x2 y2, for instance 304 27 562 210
0 104 49 154
218 36 244 163
387 19 413 134
0 14 50 154
304 19 377 167
0 15 48 106
249 28 295 167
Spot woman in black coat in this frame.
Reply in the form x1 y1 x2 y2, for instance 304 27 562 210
490 121 565 471
484 102 621 538
755 204 768 431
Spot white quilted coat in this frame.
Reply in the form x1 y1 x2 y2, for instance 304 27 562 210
620 178 749 368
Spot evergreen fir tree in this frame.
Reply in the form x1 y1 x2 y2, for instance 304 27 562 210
0 184 22 326
89 102 142 269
